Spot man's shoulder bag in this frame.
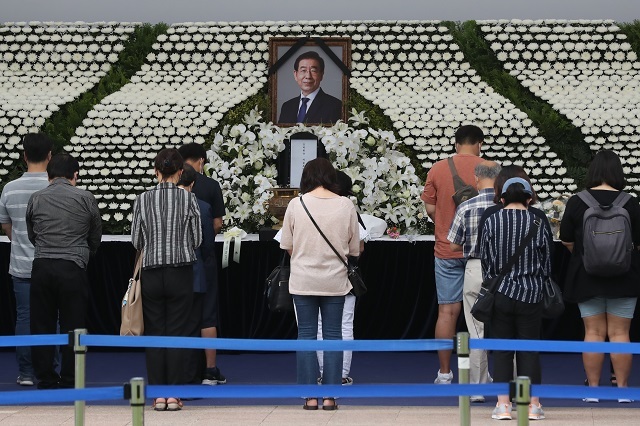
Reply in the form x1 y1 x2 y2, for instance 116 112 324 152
448 157 478 207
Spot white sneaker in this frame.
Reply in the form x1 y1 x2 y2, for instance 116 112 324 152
529 403 545 420
434 370 453 384
618 398 633 403
470 395 485 403
491 403 512 420
582 397 599 403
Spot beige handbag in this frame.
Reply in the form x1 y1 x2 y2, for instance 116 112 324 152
120 252 144 336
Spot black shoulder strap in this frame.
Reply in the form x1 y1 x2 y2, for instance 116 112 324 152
447 157 469 191
488 218 541 293
612 192 632 207
577 190 600 208
299 195 349 269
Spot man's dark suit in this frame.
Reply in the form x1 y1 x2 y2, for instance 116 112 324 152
278 88 342 125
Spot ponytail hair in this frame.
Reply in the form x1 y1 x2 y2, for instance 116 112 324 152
154 148 183 178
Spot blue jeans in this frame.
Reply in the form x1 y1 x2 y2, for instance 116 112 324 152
293 295 344 387
13 276 34 378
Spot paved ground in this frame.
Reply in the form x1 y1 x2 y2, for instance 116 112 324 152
0 404 638 425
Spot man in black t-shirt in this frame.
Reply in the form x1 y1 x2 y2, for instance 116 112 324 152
178 143 226 385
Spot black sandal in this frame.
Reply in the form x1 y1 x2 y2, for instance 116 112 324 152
303 398 318 410
322 397 338 411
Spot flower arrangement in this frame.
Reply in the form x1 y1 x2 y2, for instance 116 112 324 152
539 193 571 238
386 226 400 239
204 108 425 233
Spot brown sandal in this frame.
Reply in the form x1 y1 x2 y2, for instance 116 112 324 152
322 397 338 411
303 398 318 410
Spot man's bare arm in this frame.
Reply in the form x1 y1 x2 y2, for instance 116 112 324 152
1 223 12 240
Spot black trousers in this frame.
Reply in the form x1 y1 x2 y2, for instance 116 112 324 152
141 265 193 385
490 292 542 385
184 292 205 384
30 258 88 389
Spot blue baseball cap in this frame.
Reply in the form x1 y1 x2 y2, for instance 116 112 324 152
501 177 533 196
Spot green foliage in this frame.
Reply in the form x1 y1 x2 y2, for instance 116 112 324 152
443 20 593 187
618 20 640 54
40 23 169 154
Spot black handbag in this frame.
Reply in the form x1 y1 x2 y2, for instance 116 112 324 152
542 278 564 319
299 196 367 297
471 219 541 323
265 251 294 312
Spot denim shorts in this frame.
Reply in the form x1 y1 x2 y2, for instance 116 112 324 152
434 257 466 304
578 297 638 319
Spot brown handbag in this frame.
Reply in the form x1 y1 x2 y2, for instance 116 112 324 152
120 251 144 336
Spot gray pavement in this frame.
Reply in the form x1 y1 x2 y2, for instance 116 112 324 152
0 405 637 425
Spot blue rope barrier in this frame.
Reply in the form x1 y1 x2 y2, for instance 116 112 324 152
532 385 640 400
0 334 68 347
80 335 453 351
147 384 509 399
470 338 640 354
8 334 640 355
0 387 123 405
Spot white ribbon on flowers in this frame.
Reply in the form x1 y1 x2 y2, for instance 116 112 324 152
222 227 247 268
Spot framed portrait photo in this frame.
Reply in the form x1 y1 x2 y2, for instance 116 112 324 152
270 37 350 126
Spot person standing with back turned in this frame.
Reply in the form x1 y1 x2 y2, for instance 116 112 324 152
560 150 640 403
421 125 484 385
26 153 102 389
177 143 227 385
0 133 53 387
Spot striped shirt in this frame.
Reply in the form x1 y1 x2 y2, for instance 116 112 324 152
480 209 552 304
26 178 102 269
0 172 49 278
447 188 495 259
131 183 202 269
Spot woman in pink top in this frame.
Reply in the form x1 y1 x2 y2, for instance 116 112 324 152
280 158 360 410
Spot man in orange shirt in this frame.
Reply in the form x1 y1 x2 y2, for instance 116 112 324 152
421 125 484 385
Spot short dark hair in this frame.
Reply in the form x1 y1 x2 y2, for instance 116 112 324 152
294 51 325 73
493 165 537 204
585 150 625 191
177 143 206 162
23 133 53 163
47 153 79 180
177 163 197 187
455 125 484 146
502 182 532 207
299 158 339 194
154 148 183 178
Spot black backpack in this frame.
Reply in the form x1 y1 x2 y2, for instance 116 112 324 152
577 190 634 277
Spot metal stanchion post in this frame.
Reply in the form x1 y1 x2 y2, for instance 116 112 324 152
515 376 531 426
457 332 470 426
128 377 145 426
73 329 88 426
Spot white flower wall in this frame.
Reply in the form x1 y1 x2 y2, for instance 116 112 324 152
65 22 272 222
479 19 640 189
0 21 136 175
65 20 578 226
347 22 576 199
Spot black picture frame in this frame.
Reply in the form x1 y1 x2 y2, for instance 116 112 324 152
270 37 350 126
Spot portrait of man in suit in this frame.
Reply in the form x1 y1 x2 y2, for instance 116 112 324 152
277 51 343 125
